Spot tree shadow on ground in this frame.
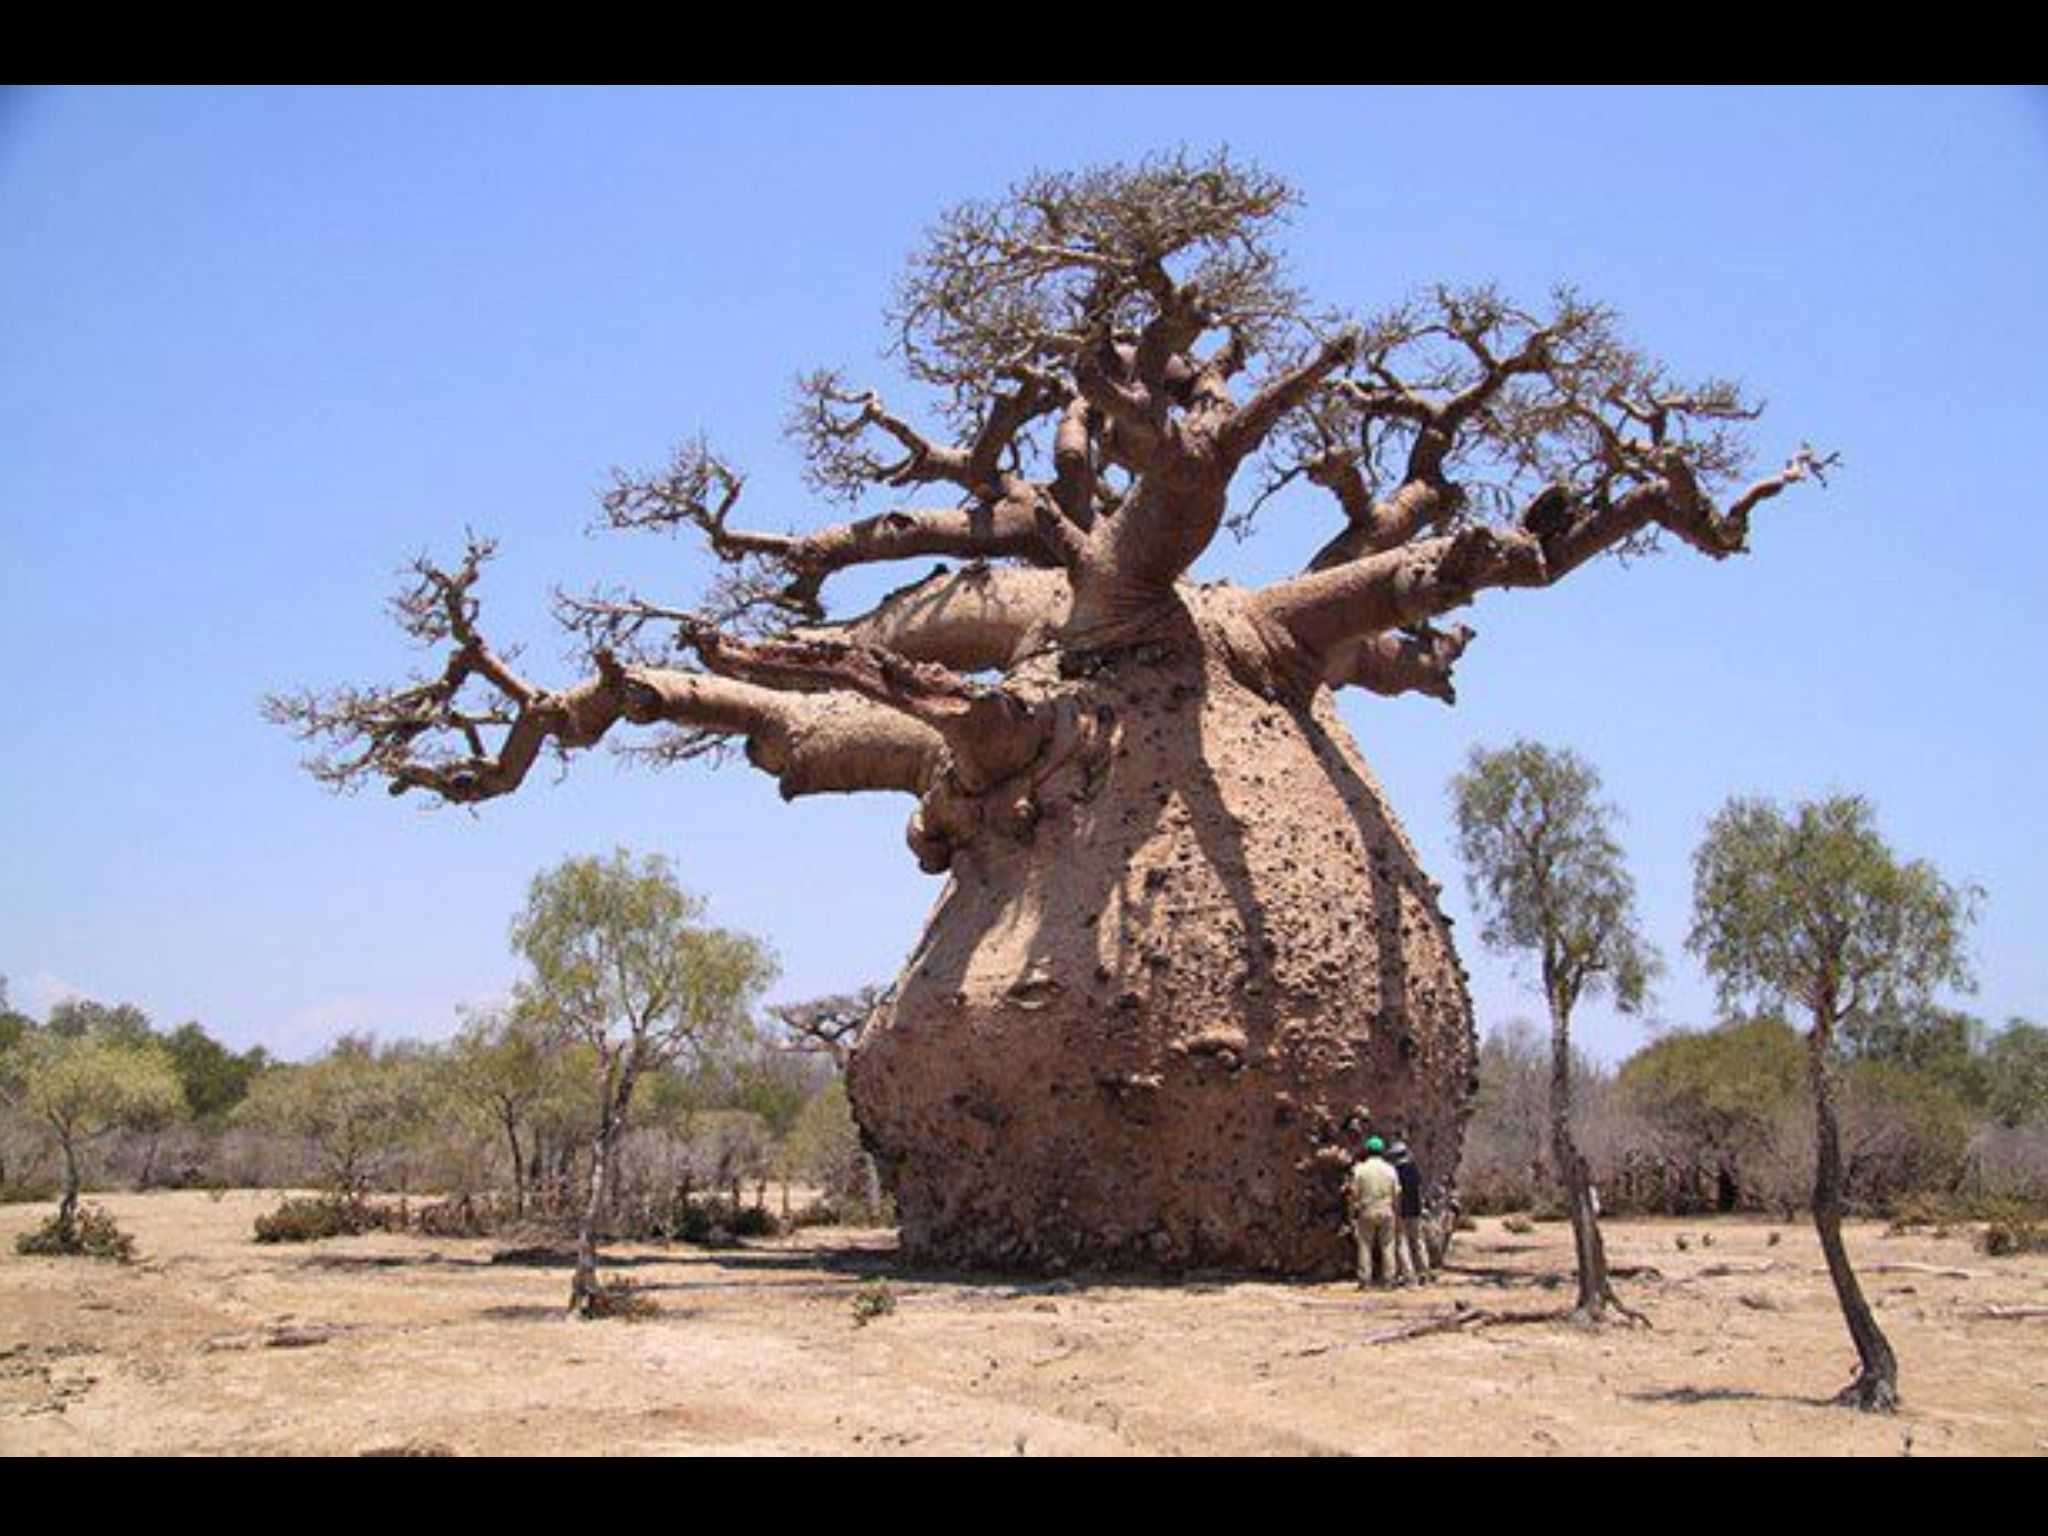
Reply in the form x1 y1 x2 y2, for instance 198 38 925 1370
297 1251 491 1272
490 1233 1339 1299
1628 1384 1837 1409
477 1302 709 1323
1442 1263 1570 1290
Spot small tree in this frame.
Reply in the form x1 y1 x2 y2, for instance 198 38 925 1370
444 1008 559 1217
1688 793 1977 1411
238 1035 432 1196
161 1021 269 1129
511 850 776 1315
1980 1018 2048 1131
1452 741 1657 1322
1619 1015 1807 1213
16 1032 184 1238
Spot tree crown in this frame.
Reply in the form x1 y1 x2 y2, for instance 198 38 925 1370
1686 794 1977 1032
1450 740 1658 1016
270 151 1831 860
510 849 777 1070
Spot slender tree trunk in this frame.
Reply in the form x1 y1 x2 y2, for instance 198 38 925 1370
1809 1016 1899 1410
570 1117 615 1315
502 1113 526 1219
570 1053 641 1316
1548 993 1611 1320
57 1129 81 1237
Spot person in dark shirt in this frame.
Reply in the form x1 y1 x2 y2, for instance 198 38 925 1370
1385 1131 1433 1285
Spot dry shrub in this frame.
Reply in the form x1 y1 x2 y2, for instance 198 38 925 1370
579 1275 659 1321
15 1202 136 1262
252 1194 403 1244
851 1280 896 1326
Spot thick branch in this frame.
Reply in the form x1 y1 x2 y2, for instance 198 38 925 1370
792 564 1070 673
1303 475 1457 571
1256 451 1825 666
1218 329 1359 465
681 627 1049 792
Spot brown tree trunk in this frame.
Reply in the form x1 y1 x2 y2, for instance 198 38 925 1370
849 592 1478 1274
1548 993 1616 1322
570 1056 640 1316
502 1115 526 1219
56 1130 81 1238
1809 1019 1899 1410
570 1121 614 1315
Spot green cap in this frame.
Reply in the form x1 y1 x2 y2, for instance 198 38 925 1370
1364 1136 1385 1154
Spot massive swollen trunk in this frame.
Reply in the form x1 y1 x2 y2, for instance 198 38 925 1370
848 586 1476 1275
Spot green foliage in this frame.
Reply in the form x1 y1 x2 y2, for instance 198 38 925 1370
15 1201 136 1261
16 1032 186 1203
237 1037 433 1194
788 1079 872 1206
511 849 777 1072
850 1280 897 1326
161 1021 268 1127
1 1173 61 1205
1688 795 1976 1033
45 999 155 1049
1451 741 1658 1016
1982 1019 2048 1129
1623 1015 1805 1150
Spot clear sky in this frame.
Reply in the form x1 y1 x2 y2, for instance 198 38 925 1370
3 86 2043 1064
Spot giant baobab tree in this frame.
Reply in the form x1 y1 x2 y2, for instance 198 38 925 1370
272 152 1830 1274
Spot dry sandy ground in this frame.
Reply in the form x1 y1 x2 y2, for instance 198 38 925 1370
3 1190 2044 1456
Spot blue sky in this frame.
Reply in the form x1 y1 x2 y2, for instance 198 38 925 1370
3 86 2042 1063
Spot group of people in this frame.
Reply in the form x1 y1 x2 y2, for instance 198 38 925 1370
1344 1127 1436 1289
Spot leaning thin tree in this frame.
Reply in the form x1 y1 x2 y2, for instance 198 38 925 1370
1452 741 1657 1323
272 152 1830 1275
1688 795 1975 1410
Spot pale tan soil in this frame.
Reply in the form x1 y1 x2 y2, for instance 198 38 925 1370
2 1191 2043 1456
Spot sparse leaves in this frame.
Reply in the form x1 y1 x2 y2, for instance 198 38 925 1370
1687 795 1978 1031
1451 741 1660 1016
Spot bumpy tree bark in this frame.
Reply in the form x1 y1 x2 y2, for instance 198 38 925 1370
273 153 1827 1275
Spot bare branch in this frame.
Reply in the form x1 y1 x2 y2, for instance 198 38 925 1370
1218 327 1359 464
269 544 949 808
771 986 884 1071
1255 456 1828 672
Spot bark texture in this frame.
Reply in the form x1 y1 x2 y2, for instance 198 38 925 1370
850 585 1475 1274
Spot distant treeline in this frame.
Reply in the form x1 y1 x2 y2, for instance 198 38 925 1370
1462 1008 2048 1217
0 981 880 1230
5 980 2042 1226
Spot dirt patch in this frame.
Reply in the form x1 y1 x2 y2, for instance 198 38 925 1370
2 1192 2044 1455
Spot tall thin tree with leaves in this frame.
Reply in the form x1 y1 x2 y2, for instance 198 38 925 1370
511 850 777 1315
1452 741 1658 1322
1689 794 1977 1410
